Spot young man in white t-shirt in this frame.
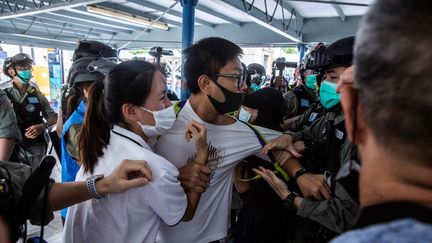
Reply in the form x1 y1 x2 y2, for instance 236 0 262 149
154 37 290 243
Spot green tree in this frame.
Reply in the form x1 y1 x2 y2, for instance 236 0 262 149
282 47 298 54
128 49 149 55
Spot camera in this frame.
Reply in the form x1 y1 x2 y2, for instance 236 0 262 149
149 47 174 77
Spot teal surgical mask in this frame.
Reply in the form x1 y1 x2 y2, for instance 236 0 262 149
305 74 317 90
17 70 32 84
319 81 340 109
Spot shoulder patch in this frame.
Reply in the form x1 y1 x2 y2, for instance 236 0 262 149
300 98 310 107
335 129 344 140
308 112 318 122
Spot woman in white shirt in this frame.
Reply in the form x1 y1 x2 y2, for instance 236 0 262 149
63 60 208 243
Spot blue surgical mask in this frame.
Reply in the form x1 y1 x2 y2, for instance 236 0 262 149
319 81 340 109
305 74 317 90
17 70 32 84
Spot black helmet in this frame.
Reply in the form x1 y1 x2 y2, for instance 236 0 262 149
11 53 33 65
2 57 13 78
72 40 118 62
305 45 327 70
320 36 355 69
2 53 33 78
66 57 115 88
247 63 266 76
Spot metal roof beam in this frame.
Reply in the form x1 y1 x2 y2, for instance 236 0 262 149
215 0 302 42
332 4 345 22
195 5 243 26
127 0 216 28
48 11 138 33
0 24 85 39
67 6 158 29
20 0 146 30
0 32 77 49
96 2 181 27
18 15 117 35
287 0 369 7
278 0 304 23
0 18 100 37
0 1 133 34
0 0 109 20
302 16 362 42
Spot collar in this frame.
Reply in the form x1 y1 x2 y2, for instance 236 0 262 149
111 125 151 151
183 99 239 129
353 201 432 229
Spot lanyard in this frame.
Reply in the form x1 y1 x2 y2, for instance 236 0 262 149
112 130 144 148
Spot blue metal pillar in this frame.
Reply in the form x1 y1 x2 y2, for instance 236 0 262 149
298 43 307 62
180 0 198 100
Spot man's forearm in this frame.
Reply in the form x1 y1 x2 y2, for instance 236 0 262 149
282 157 303 177
0 138 15 161
47 179 110 211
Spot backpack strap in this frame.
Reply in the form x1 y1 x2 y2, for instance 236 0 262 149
173 100 187 117
237 119 290 181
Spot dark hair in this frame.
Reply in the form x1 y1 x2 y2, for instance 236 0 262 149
243 88 286 131
65 82 92 120
78 60 158 173
355 0 432 162
183 37 243 93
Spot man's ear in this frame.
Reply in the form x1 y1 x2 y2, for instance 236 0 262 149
121 103 138 123
342 87 365 145
197 74 212 95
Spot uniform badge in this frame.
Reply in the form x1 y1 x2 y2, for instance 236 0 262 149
308 112 318 122
300 99 310 107
335 129 344 140
26 104 35 112
28 97 39 104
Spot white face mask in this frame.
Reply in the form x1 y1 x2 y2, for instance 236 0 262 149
137 105 176 137
238 107 251 123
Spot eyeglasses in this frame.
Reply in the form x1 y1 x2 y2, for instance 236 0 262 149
207 73 246 89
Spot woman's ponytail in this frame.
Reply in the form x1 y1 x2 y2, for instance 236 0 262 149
77 79 110 173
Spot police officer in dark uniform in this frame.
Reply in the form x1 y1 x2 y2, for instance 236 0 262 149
262 37 360 242
2 53 57 170
283 48 324 122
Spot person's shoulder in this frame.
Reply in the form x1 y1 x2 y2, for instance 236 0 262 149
331 219 432 243
0 89 8 104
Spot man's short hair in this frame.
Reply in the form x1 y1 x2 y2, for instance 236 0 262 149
183 37 243 94
355 0 432 162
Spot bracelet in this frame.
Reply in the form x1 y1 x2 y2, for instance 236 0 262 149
86 174 105 199
294 168 308 181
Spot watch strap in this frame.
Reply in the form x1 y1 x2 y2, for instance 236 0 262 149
294 168 308 181
282 192 298 210
86 174 105 199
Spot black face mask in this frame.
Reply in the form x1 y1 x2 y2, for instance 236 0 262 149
207 78 244 115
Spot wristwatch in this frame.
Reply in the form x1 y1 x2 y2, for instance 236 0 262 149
282 192 298 210
294 168 308 181
86 174 105 199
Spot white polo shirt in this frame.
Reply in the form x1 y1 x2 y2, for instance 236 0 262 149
63 125 187 243
154 100 281 243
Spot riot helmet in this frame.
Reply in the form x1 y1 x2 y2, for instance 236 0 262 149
72 40 118 62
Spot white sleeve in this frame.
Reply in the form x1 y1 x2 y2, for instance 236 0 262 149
147 169 187 226
254 125 283 141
